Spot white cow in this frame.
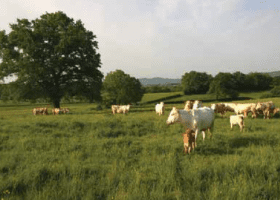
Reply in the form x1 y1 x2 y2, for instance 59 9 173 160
233 103 256 117
117 105 131 114
166 106 215 147
155 102 165 116
112 105 130 114
230 114 244 132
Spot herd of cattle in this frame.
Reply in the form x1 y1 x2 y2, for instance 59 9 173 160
33 100 279 155
32 107 69 115
156 100 279 155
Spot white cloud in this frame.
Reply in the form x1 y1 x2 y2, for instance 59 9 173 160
1 0 280 80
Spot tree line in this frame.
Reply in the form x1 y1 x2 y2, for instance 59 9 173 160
0 11 279 107
181 71 280 99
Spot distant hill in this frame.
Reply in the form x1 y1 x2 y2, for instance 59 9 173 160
263 71 280 77
138 71 280 86
139 78 181 86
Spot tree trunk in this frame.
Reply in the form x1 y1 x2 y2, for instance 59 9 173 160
53 98 60 108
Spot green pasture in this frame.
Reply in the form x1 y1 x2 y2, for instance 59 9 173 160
140 91 182 104
0 95 280 199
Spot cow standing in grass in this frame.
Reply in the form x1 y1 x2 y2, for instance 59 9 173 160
230 114 245 132
182 129 196 154
155 102 165 116
193 100 203 109
112 105 130 115
33 107 48 115
166 107 215 147
184 100 194 111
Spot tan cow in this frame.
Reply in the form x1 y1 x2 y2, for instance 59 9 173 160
111 105 119 115
182 129 196 154
184 100 195 111
263 107 279 119
211 103 226 117
52 108 62 115
33 108 40 115
33 107 48 115
61 108 70 114
256 101 275 119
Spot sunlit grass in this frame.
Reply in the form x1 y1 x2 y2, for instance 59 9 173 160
0 96 280 199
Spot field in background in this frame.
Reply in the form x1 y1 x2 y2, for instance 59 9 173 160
140 91 182 104
0 93 280 199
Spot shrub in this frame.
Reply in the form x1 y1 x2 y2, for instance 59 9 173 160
270 86 280 96
260 93 274 99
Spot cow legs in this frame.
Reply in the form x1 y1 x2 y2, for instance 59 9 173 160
208 128 212 139
202 131 205 142
195 129 199 147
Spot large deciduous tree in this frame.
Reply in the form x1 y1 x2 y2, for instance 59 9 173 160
102 70 144 105
181 71 213 95
0 11 103 107
207 72 239 99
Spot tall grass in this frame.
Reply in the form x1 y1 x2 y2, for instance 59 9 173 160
0 98 280 199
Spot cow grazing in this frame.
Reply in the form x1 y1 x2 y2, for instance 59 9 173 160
111 105 119 115
52 108 62 115
117 105 131 114
33 107 48 115
61 108 70 114
230 103 256 117
112 105 130 114
193 100 203 109
52 108 69 115
184 100 194 111
166 107 215 147
155 102 165 116
264 107 279 119
182 128 196 154
256 101 275 119
33 108 40 115
230 114 244 132
211 103 227 117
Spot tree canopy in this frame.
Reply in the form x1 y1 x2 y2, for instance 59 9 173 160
244 72 273 91
207 72 239 99
181 71 213 95
0 11 103 107
102 70 144 105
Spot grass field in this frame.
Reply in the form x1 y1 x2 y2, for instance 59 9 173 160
0 95 280 199
140 92 182 104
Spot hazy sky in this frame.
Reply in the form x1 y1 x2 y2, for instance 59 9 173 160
1 0 280 81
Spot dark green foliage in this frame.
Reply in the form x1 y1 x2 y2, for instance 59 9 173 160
270 86 280 96
0 11 103 107
143 84 182 93
207 72 239 99
232 71 246 91
272 76 280 87
181 71 213 95
245 72 273 91
102 70 144 105
259 92 274 99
